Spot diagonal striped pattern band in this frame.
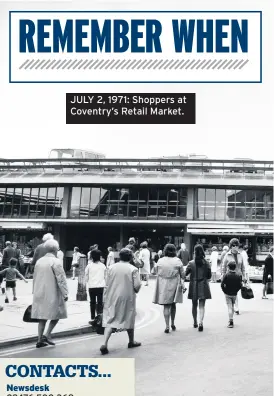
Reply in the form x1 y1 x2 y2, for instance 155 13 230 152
19 58 249 71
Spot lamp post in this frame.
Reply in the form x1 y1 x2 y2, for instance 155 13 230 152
76 254 87 301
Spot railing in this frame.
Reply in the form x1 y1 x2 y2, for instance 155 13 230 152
0 158 272 175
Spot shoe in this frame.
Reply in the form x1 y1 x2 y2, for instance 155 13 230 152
198 324 203 332
100 345 109 355
193 323 198 328
42 336 55 346
171 325 176 331
235 311 240 315
262 296 268 299
164 328 170 334
128 341 141 348
13 297 17 301
4 298 9 303
227 321 234 328
1 288 5 294
36 341 48 348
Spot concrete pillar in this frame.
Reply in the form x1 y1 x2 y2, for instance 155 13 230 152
187 188 195 220
61 187 71 218
119 225 124 249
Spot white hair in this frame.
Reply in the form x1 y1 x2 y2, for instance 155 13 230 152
181 243 186 250
5 241 11 246
44 239 59 252
42 233 54 242
223 245 229 251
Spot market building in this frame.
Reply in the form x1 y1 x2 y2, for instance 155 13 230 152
0 155 272 267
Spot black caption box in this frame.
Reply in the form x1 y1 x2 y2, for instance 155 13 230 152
66 93 196 124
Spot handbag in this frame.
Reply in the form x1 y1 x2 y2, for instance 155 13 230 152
90 314 104 335
23 305 40 323
241 284 254 299
174 278 183 303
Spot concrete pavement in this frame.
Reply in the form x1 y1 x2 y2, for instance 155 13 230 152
0 280 272 396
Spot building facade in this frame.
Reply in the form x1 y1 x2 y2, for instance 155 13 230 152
0 158 272 265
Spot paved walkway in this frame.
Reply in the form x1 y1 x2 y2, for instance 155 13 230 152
0 277 148 345
0 281 272 396
0 278 94 344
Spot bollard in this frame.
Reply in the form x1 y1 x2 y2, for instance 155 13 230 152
76 255 88 301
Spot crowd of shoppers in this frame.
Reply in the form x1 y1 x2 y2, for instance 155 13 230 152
0 232 272 353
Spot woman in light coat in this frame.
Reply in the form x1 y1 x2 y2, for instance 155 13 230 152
153 244 185 333
32 239 68 348
100 248 141 355
210 246 219 282
139 241 151 286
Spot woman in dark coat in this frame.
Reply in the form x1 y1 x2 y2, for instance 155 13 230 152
262 247 273 299
185 244 211 332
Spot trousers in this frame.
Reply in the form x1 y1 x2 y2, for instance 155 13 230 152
88 287 104 319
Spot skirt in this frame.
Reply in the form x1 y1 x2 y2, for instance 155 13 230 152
188 279 211 300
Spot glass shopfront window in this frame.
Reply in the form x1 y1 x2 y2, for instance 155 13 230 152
195 188 273 221
0 186 64 218
68 186 188 220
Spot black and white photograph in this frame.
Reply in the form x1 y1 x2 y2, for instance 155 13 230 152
0 0 273 396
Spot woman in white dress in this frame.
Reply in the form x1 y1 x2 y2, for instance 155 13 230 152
210 246 219 282
139 241 151 286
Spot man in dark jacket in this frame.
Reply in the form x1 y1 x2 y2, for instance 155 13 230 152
221 261 242 328
2 241 16 269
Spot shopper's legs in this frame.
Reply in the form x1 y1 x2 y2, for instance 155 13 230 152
5 287 10 302
192 300 198 326
234 294 239 313
102 327 113 348
38 320 47 342
226 295 233 320
89 288 96 319
262 283 267 298
45 319 59 339
198 299 206 324
12 287 17 300
163 304 171 330
96 288 104 315
171 303 176 327
127 328 134 344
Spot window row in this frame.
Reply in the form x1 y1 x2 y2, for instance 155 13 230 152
196 189 273 221
70 187 188 219
0 187 64 218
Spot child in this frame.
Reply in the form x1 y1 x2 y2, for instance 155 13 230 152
0 258 28 303
221 261 242 328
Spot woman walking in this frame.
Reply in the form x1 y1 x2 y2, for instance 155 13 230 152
262 246 273 299
85 249 106 323
185 244 211 331
153 244 185 333
32 239 68 348
100 248 141 355
139 241 151 286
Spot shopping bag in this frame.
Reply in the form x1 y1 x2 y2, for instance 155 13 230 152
174 280 183 303
241 285 254 299
23 305 40 323
266 281 273 295
90 314 104 335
